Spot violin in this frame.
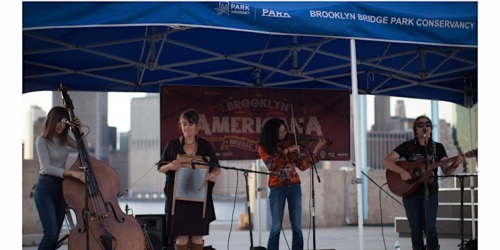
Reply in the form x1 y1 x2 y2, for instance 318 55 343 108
280 133 332 162
283 104 331 159
280 133 332 150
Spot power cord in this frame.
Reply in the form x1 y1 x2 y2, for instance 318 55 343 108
226 172 240 250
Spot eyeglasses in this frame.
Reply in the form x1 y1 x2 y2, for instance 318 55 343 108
416 122 432 128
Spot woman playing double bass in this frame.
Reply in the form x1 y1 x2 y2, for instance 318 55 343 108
59 84 146 250
34 106 87 250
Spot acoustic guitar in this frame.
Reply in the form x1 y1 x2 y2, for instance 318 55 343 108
386 149 477 197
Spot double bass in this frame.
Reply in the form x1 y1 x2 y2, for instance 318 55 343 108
60 84 146 250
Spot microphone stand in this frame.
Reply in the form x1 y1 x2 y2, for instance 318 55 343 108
438 173 477 250
300 125 321 250
69 123 91 250
192 161 282 250
422 128 430 248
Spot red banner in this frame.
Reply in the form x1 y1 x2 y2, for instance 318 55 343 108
160 86 350 161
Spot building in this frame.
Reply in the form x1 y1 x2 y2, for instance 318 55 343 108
31 116 45 161
128 94 164 199
25 105 46 160
52 91 110 163
367 96 460 171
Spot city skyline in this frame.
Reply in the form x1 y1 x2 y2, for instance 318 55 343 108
22 91 455 145
22 91 146 144
22 91 467 200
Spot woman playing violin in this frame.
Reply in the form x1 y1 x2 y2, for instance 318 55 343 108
258 118 327 250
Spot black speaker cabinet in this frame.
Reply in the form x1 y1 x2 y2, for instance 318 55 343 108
136 214 166 250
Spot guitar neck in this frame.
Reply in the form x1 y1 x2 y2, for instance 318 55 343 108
428 155 458 171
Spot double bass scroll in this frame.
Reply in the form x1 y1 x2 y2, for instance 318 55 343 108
59 84 146 250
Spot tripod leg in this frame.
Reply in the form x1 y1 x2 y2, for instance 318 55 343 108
55 234 69 249
244 171 255 249
56 207 74 249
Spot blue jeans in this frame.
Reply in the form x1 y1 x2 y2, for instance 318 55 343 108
403 192 439 249
267 184 303 250
34 174 66 250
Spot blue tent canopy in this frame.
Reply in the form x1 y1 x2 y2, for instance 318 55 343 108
22 3 479 248
23 1 477 107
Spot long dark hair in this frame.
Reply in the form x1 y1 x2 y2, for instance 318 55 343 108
410 115 433 155
259 118 286 155
42 106 71 144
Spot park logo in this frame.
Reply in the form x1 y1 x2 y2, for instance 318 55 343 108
215 2 250 16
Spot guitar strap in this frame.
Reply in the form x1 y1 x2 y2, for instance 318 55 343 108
432 141 437 163
413 140 437 163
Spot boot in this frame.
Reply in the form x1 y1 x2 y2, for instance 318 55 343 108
175 243 189 250
190 241 204 250
427 245 440 250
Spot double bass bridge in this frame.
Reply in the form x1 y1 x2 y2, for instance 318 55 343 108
91 212 109 221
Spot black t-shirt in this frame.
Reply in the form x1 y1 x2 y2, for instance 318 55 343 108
393 139 447 196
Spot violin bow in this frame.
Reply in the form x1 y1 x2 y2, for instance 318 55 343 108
291 103 298 145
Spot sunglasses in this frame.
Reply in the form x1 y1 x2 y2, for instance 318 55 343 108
416 122 432 128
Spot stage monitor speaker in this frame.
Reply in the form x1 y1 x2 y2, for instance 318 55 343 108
136 214 166 250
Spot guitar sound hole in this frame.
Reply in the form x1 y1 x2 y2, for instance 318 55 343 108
412 168 421 178
408 168 422 183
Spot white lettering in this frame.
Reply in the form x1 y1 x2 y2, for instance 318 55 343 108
310 10 356 20
202 115 324 136
262 9 291 18
357 14 389 24
225 98 290 112
390 17 414 26
197 114 211 135
416 19 475 29
231 3 249 11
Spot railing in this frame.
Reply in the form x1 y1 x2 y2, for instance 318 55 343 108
367 131 413 170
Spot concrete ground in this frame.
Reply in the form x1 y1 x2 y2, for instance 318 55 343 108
22 224 469 250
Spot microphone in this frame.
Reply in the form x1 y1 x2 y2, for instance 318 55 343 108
117 188 128 198
190 159 196 169
422 127 427 137
61 118 78 127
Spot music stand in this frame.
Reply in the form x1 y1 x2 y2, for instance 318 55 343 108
441 174 477 250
